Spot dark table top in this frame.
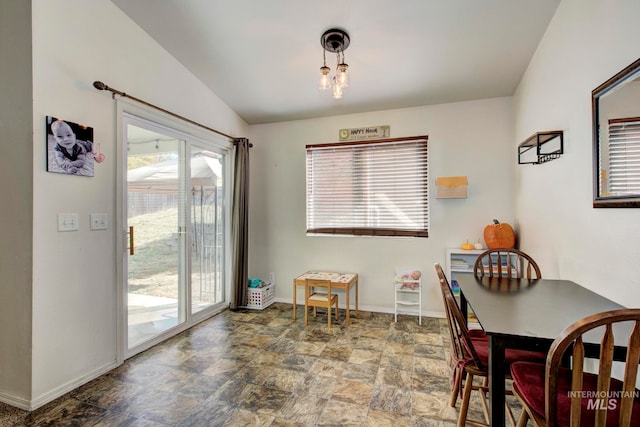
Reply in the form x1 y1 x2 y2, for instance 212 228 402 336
455 276 626 343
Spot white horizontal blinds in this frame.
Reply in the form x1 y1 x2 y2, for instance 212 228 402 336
608 118 640 196
306 136 428 237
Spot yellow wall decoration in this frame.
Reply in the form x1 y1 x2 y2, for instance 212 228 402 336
436 176 468 199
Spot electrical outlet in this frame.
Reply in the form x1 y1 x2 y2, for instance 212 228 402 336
268 272 275 283
57 213 79 232
90 213 108 230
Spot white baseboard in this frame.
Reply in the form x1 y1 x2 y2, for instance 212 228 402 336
2 360 120 411
0 390 32 411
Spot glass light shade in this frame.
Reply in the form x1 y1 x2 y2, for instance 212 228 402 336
318 66 331 90
336 63 349 87
332 77 343 99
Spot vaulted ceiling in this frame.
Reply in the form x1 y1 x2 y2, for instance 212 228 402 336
112 0 560 125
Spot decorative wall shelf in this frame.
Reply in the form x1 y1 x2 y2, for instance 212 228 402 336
518 130 564 165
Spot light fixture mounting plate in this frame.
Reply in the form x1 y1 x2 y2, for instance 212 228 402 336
321 28 350 53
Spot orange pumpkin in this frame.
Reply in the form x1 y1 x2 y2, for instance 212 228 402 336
483 219 515 249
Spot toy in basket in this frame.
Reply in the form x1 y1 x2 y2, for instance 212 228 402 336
246 280 275 309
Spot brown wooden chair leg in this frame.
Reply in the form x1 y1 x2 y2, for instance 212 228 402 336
304 283 309 326
515 409 529 427
458 372 474 427
450 368 461 407
479 377 490 424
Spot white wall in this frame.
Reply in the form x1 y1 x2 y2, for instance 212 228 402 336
25 0 247 408
514 0 640 305
248 97 514 315
0 0 33 406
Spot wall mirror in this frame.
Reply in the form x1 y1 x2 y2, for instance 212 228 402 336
593 57 640 207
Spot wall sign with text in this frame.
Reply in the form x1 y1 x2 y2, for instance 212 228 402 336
339 125 390 141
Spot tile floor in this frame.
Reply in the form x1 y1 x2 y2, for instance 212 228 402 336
0 303 509 426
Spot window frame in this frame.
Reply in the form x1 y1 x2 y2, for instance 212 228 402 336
306 135 429 238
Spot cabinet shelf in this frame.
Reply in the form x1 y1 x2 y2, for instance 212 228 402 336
518 130 563 165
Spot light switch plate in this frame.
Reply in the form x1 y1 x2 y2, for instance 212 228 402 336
90 213 108 230
58 213 79 231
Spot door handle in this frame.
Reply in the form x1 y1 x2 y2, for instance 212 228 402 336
129 226 135 255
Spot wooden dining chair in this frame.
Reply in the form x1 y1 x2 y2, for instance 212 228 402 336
434 263 547 427
511 308 640 427
304 278 339 329
473 248 541 279
435 263 490 425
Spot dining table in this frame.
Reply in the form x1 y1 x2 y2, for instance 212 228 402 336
455 275 627 427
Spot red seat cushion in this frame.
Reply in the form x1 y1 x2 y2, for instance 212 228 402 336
469 329 488 340
470 337 546 367
511 361 640 427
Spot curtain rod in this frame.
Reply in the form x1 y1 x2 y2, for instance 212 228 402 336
93 80 249 145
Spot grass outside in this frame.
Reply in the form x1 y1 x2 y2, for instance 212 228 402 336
128 206 222 304
128 207 180 299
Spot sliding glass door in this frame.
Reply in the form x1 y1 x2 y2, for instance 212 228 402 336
123 114 228 355
189 145 225 314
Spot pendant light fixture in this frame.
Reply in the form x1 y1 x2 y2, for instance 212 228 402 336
318 28 350 99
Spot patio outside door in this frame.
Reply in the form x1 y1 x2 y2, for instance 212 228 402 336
124 115 226 354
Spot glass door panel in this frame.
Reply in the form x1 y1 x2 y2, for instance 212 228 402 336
126 124 186 349
190 146 225 313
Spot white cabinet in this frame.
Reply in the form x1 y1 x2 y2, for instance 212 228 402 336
445 248 490 328
394 278 422 325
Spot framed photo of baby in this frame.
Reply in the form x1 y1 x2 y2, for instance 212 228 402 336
46 116 94 177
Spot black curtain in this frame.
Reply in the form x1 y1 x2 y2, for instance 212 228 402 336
230 138 250 309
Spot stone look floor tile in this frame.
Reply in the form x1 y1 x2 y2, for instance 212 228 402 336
379 352 414 368
293 341 327 356
330 379 374 406
339 361 379 383
414 356 451 378
382 341 414 356
237 384 291 416
0 303 518 426
294 375 338 398
415 332 444 346
179 398 235 427
70 376 146 413
262 367 307 392
369 383 413 415
376 366 413 389
359 328 390 340
307 358 345 378
347 348 382 365
412 390 458 421
317 399 369 425
319 344 353 361
364 408 412 426
278 393 327 424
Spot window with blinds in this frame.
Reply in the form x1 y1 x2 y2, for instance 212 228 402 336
306 136 428 237
608 118 640 196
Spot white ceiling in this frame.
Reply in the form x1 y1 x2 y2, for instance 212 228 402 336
111 0 560 125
